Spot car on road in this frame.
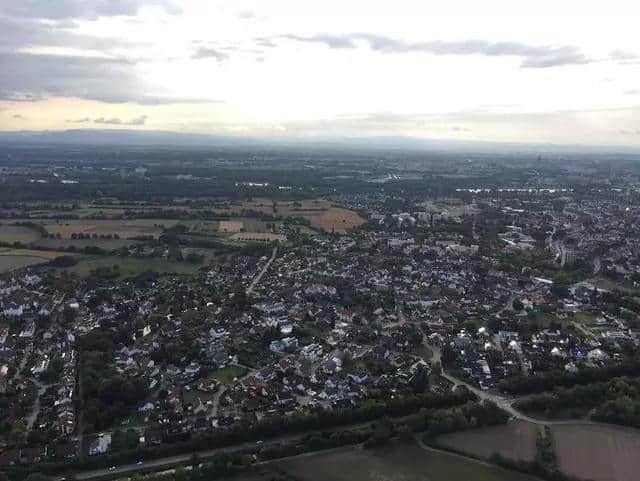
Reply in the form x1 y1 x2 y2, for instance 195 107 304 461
109 466 116 471
137 461 143 465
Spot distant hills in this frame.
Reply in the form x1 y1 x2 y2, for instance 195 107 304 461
0 128 638 154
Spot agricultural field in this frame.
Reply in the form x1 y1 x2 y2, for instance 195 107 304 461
34 237 132 250
213 198 364 233
218 220 245 233
14 218 188 239
552 424 640 481
62 255 203 278
306 207 366 233
0 248 70 273
0 224 42 244
230 233 286 242
277 443 542 481
436 421 538 462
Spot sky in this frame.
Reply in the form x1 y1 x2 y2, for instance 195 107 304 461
0 0 639 145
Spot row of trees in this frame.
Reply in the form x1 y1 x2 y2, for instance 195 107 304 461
499 361 640 395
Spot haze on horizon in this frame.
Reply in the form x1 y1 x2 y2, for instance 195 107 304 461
0 0 639 146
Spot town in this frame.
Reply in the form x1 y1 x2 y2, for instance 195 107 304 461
1 147 640 481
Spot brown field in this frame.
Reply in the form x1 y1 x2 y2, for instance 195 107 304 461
0 249 70 273
552 424 640 481
211 199 364 233
15 219 185 239
218 220 244 232
230 232 286 242
0 225 42 244
306 207 366 233
436 421 538 462
278 443 541 481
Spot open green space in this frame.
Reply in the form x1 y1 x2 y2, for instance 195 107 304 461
212 366 248 385
62 255 204 278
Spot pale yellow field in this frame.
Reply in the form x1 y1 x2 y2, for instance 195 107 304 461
218 221 244 232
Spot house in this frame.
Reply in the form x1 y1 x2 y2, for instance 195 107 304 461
88 433 112 455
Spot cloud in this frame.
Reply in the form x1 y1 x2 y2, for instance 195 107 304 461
0 52 202 105
12 114 23 119
94 117 122 125
66 117 91 123
452 126 471 132
191 47 229 61
126 115 148 125
610 50 638 60
270 33 590 68
0 1 181 20
620 129 640 136
0 16 135 51
238 10 256 19
94 115 147 125
624 89 640 95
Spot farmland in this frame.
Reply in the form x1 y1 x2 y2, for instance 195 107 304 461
552 424 640 481
0 248 70 273
436 420 538 462
277 443 542 481
26 218 173 239
0 224 42 244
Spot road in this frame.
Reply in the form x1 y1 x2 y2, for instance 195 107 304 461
26 381 51 430
66 422 373 481
246 246 278 295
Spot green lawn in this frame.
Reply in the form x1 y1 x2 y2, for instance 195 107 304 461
212 366 248 385
277 443 542 481
64 255 203 278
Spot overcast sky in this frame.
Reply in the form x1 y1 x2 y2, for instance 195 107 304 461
0 0 639 145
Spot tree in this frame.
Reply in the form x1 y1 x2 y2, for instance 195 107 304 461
512 298 524 311
9 420 27 446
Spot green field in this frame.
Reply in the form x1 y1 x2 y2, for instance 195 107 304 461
63 256 204 278
212 366 248 385
277 443 542 481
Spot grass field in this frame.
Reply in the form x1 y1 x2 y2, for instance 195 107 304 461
0 225 42 244
277 443 542 481
552 424 640 481
213 366 247 385
63 256 202 278
436 421 538 462
34 238 132 250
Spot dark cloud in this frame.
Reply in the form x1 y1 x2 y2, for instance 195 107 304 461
191 47 230 61
0 52 144 103
0 1 181 20
94 115 147 125
270 33 590 68
0 52 215 105
12 114 23 119
620 129 640 136
65 117 91 123
0 16 134 51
